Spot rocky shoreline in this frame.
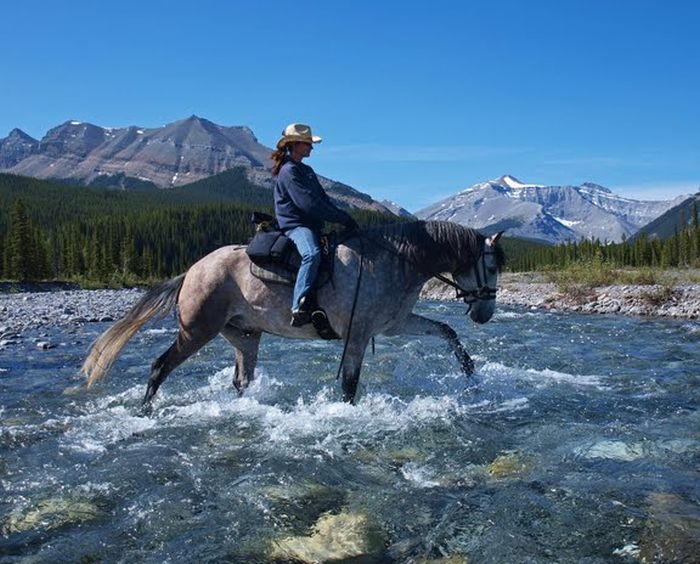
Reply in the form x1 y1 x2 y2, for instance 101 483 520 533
423 272 700 319
1 274 699 346
0 288 144 347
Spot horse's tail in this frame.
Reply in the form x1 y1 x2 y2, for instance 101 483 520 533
82 274 186 388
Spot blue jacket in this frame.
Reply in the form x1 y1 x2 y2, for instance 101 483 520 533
274 160 354 232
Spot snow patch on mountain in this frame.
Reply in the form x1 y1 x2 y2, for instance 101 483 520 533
417 175 690 244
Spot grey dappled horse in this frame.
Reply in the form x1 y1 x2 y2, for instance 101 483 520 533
82 221 505 406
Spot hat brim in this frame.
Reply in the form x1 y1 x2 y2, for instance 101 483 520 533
277 135 322 149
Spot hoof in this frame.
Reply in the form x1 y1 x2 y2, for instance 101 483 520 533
140 401 154 417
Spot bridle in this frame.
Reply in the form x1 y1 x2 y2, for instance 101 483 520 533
434 247 499 312
347 230 499 313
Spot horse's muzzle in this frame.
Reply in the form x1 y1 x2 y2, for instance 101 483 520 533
468 299 496 324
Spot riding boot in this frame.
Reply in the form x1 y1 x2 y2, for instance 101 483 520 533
290 295 314 327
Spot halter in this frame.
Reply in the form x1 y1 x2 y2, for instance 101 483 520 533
434 248 499 312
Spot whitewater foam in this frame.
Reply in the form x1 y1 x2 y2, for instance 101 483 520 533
401 462 440 488
58 365 473 456
480 362 608 390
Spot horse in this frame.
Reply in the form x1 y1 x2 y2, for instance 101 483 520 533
81 220 505 406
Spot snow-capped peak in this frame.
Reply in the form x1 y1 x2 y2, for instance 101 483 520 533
493 174 544 189
416 175 687 245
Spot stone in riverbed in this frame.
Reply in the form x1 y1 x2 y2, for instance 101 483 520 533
487 451 532 480
2 496 101 535
414 557 469 564
269 508 385 562
638 492 700 563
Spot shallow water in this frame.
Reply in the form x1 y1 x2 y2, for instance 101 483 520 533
1 302 699 562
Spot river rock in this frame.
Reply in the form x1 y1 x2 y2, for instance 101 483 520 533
269 508 385 562
638 493 700 563
2 496 101 535
414 557 469 564
575 440 646 462
487 451 532 480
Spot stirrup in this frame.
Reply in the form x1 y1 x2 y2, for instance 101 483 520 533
311 309 340 340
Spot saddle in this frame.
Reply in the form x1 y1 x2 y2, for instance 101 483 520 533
245 212 339 340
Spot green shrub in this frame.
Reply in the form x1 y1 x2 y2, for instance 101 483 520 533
615 268 666 286
544 256 616 292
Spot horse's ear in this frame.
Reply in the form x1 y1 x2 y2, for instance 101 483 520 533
488 231 505 246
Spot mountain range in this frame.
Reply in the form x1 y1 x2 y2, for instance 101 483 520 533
1 117 693 244
416 175 690 244
0 116 390 214
634 192 700 240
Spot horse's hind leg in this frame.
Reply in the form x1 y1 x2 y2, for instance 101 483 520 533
221 325 261 395
143 328 214 408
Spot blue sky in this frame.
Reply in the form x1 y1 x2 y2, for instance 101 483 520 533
2 0 698 211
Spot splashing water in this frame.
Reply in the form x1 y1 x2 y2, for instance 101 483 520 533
1 302 699 561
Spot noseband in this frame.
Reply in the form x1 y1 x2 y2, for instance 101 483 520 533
434 248 499 312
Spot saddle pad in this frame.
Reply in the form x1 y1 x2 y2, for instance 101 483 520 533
249 262 333 289
250 262 296 286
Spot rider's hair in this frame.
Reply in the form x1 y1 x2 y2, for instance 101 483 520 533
271 144 290 176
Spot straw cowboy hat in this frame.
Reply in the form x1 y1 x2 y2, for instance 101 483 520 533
276 123 322 149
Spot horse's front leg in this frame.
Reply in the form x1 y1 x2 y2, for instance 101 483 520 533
340 336 370 404
397 313 474 375
221 325 261 396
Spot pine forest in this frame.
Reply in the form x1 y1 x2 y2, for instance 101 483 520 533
1 172 699 285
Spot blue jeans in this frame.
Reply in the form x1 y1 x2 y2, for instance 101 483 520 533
286 226 321 311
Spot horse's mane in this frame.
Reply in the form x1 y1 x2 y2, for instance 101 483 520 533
364 220 505 273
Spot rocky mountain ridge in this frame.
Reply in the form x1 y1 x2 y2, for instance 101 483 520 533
417 174 689 244
0 116 391 213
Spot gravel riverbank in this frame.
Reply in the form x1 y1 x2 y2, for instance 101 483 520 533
2 273 700 346
0 288 144 347
423 272 700 319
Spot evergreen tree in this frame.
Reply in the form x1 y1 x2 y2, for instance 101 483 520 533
6 200 34 280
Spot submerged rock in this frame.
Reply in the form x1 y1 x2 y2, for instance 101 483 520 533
269 508 385 562
487 452 532 480
2 496 101 535
575 439 646 462
414 557 469 564
262 481 347 534
638 493 700 563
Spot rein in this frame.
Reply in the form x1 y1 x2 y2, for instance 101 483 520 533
335 232 365 380
433 249 499 312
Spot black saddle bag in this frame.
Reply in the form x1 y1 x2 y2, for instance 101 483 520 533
246 229 296 265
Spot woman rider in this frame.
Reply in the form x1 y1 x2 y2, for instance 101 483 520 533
271 123 359 327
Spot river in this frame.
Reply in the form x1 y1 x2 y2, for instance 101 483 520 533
1 302 699 562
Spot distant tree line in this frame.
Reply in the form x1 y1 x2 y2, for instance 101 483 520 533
505 201 700 271
2 172 699 283
0 173 406 283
